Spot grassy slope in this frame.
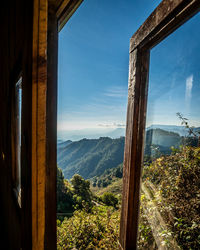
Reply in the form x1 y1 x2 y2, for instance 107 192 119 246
91 178 122 196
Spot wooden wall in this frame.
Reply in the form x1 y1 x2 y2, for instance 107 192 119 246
0 0 33 249
0 1 82 249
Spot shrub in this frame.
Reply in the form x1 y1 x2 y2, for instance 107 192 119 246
138 146 200 249
101 192 118 208
57 206 120 250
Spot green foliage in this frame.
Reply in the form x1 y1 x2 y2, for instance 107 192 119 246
57 206 120 250
57 167 74 213
177 112 200 138
57 139 200 249
93 178 123 199
71 174 93 210
177 112 200 147
115 166 123 178
100 192 118 208
57 170 94 213
91 163 123 189
138 146 200 249
138 207 155 249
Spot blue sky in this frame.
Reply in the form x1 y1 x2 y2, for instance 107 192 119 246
58 0 200 135
147 12 200 127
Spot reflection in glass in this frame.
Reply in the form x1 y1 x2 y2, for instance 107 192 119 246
138 13 200 249
14 76 22 207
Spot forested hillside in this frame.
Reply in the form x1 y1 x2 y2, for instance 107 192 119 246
57 140 72 152
57 146 200 249
57 128 184 179
57 137 125 179
57 118 200 249
145 128 181 148
147 124 200 137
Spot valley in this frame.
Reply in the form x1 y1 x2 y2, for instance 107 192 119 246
57 126 190 180
57 125 200 249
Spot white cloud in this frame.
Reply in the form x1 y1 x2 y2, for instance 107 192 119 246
98 122 125 128
185 75 193 111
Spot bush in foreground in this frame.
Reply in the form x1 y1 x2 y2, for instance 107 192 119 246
57 206 120 250
100 192 118 208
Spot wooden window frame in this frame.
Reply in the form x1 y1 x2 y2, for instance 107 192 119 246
32 1 83 249
120 0 200 249
32 0 200 249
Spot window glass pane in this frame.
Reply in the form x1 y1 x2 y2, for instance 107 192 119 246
14 76 22 207
138 13 200 249
57 4 127 246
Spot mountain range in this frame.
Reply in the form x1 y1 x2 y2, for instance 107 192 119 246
57 128 125 141
57 125 197 179
58 125 200 142
57 137 124 179
147 124 200 137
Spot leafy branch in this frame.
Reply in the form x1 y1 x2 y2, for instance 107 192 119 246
176 112 200 138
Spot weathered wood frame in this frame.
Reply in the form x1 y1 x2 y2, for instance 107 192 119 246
32 0 200 249
32 0 83 249
120 0 200 249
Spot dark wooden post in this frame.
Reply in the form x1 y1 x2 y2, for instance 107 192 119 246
119 48 150 249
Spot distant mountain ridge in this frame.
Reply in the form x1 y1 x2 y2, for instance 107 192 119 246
58 125 200 142
57 137 125 179
145 128 181 147
57 128 125 141
57 126 192 179
57 140 72 150
147 124 200 137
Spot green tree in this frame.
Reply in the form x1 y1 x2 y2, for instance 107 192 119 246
101 192 118 208
71 174 93 209
97 179 102 187
115 166 123 178
57 167 74 213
